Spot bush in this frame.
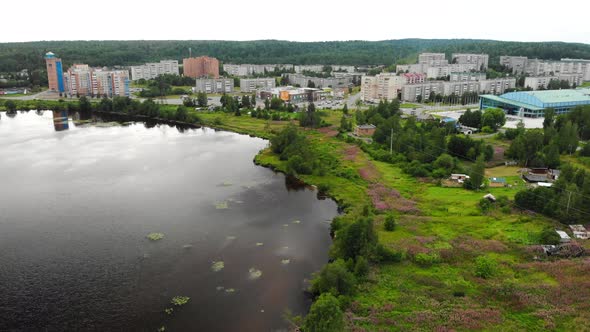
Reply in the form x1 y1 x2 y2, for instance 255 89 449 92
539 228 561 245
353 256 369 278
414 252 441 266
372 244 403 263
481 126 494 134
478 198 493 214
310 259 356 297
474 256 498 279
303 293 344 332
384 215 395 231
334 217 377 260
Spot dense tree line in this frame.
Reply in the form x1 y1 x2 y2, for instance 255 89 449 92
459 108 506 132
503 106 590 167
515 163 590 224
2 39 590 74
351 100 494 179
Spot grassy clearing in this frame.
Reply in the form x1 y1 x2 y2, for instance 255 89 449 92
400 103 418 109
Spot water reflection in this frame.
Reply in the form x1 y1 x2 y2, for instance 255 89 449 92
52 110 69 131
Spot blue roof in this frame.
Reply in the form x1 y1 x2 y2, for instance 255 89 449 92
499 89 590 109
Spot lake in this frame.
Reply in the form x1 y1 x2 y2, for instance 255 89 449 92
0 111 338 331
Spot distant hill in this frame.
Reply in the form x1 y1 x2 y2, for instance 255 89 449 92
1 39 590 72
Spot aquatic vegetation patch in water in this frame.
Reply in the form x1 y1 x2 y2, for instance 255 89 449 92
292 220 301 224
248 268 262 280
182 244 193 249
281 259 291 265
171 296 190 306
215 201 229 209
219 181 233 187
256 242 264 246
226 235 237 240
146 232 164 241
211 261 225 272
225 288 236 293
164 308 173 315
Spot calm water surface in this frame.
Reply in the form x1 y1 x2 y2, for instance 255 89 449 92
0 111 338 331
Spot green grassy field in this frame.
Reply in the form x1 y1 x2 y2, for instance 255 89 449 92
400 103 418 109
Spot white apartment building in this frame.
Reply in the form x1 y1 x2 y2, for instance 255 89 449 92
130 60 179 81
418 53 448 66
426 64 479 78
451 53 489 70
63 64 129 97
524 74 584 90
499 56 528 74
396 63 429 74
500 56 590 81
450 72 487 82
194 78 233 93
222 64 293 77
360 73 405 102
240 78 276 93
400 78 516 102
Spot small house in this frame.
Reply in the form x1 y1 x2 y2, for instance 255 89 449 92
555 230 571 243
569 225 589 240
354 124 376 137
450 173 470 183
483 193 496 202
489 177 507 187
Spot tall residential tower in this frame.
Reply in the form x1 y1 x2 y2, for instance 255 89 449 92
45 52 65 93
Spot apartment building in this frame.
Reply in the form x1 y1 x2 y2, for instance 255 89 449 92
130 60 179 81
223 64 293 76
402 73 426 84
286 73 351 89
451 53 489 70
450 72 487 82
500 56 590 80
44 52 65 93
418 53 448 66
396 64 429 74
426 64 479 78
240 78 276 93
63 64 130 97
194 78 233 93
499 56 528 74
183 56 219 78
400 78 516 102
524 74 584 90
360 73 405 102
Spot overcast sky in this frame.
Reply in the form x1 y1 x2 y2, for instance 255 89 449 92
2 0 589 44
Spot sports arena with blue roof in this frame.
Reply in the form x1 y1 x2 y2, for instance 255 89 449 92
479 88 590 118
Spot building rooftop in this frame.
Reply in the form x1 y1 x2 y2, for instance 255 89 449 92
357 124 376 129
489 177 507 183
483 89 590 110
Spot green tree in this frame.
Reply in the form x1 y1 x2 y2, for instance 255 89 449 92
310 259 356 297
383 215 395 231
300 102 321 128
175 105 188 122
241 95 251 109
197 92 208 107
342 104 348 115
557 121 579 154
466 154 486 190
544 143 560 168
474 256 498 279
4 99 17 112
481 108 506 131
303 293 344 332
78 96 92 112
